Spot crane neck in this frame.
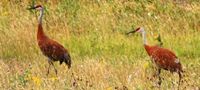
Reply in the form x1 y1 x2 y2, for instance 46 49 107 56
37 23 48 41
38 8 44 24
141 30 147 45
37 8 48 41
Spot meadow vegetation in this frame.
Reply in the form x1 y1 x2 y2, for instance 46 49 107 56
0 0 200 89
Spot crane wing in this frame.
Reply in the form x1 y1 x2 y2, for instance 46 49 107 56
38 39 70 61
149 46 181 71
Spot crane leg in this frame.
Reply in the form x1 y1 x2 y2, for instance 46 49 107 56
47 60 58 76
50 61 58 75
47 60 51 76
157 68 162 86
177 71 182 90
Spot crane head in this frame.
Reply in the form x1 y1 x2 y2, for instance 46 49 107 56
28 5 43 10
126 27 144 35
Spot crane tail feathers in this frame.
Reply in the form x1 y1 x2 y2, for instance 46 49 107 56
64 53 71 69
65 60 71 69
60 61 63 65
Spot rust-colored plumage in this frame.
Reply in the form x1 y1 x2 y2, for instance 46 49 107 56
127 27 183 87
31 5 71 75
144 45 182 72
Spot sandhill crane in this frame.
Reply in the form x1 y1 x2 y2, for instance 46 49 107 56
29 5 71 75
126 27 183 87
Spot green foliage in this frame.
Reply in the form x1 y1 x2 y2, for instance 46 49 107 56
18 67 32 87
57 0 80 28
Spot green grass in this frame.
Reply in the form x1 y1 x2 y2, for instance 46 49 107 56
0 0 200 89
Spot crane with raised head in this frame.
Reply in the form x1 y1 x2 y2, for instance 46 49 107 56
29 5 71 75
126 27 183 87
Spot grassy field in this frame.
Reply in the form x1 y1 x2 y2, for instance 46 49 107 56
0 0 200 89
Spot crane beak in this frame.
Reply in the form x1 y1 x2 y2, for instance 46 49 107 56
126 30 137 35
27 6 36 10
